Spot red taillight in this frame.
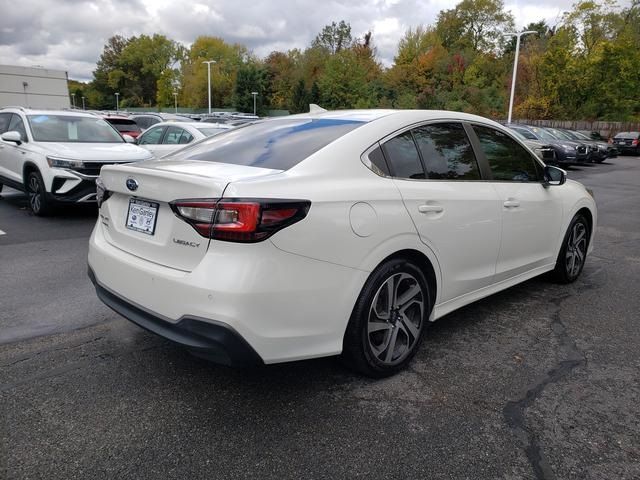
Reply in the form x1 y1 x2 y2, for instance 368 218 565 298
632 139 639 146
170 198 311 242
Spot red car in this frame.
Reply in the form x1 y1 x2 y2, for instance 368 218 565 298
101 115 142 139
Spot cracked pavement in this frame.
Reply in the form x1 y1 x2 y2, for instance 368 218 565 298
1 157 639 479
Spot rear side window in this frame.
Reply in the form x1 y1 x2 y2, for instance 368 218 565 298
0 113 11 134
382 131 425 179
163 126 184 145
412 123 480 180
173 118 364 170
474 126 541 182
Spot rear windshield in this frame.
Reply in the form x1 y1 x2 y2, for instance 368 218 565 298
615 132 640 139
27 115 124 143
107 119 141 133
169 118 364 170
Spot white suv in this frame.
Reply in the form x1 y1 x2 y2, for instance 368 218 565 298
0 107 153 215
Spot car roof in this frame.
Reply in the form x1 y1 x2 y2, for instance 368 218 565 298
147 121 234 129
0 107 99 118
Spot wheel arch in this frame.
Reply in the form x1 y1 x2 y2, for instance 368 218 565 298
22 161 40 183
379 249 438 317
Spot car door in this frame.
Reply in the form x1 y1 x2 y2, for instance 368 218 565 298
470 125 564 281
136 125 166 155
0 114 29 183
383 123 502 303
0 112 13 180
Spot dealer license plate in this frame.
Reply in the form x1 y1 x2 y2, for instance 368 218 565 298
126 198 159 235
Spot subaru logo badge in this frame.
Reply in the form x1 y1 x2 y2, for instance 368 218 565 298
126 178 139 191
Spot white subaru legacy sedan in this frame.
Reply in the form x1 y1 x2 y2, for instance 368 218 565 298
88 110 596 377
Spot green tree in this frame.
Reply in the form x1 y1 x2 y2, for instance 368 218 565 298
312 20 353 54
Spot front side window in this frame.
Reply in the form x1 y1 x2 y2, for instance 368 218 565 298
138 126 165 145
27 115 124 143
412 123 480 180
474 126 541 182
8 115 28 142
381 131 424 179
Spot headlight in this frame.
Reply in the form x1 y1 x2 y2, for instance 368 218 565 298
46 156 85 169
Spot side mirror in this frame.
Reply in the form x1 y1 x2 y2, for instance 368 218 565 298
1 131 22 145
122 134 136 144
544 165 566 186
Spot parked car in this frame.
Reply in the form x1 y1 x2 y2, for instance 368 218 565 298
99 115 142 139
0 107 153 215
508 129 555 163
612 132 640 155
130 113 193 131
89 109 596 377
576 130 606 141
136 122 234 156
559 129 615 162
508 125 589 164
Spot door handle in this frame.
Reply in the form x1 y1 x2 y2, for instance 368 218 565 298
418 204 444 214
503 199 520 208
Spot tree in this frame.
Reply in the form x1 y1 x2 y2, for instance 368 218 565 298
436 0 515 53
312 20 353 54
291 79 309 113
233 62 268 114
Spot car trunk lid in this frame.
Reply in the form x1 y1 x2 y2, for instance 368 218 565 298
99 160 282 271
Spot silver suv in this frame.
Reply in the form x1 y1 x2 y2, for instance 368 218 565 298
0 107 153 215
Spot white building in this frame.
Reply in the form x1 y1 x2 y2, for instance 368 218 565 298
0 65 70 109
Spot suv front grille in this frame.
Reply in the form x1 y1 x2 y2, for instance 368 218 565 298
73 161 133 176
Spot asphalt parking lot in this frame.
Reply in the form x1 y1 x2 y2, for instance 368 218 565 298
1 157 639 480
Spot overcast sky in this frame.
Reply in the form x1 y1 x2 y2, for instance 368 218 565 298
0 0 631 82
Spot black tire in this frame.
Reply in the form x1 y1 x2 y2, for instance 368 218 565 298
0 183 3 193
552 214 590 283
26 170 53 216
342 258 431 378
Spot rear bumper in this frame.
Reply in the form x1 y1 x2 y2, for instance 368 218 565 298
87 220 367 364
88 267 262 366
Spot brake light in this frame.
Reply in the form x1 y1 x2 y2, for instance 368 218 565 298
170 198 311 242
632 139 639 146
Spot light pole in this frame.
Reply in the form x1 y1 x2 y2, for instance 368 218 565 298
71 93 76 109
251 91 258 116
81 96 86 110
173 91 178 113
504 30 537 124
115 92 120 112
202 60 216 115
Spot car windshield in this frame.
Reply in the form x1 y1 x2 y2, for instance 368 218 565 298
168 118 364 170
509 127 536 140
547 128 572 140
27 115 124 143
530 127 557 140
571 131 591 140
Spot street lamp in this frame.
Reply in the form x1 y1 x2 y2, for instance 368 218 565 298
504 30 537 124
251 91 258 116
173 91 178 114
81 96 86 110
71 93 76 109
115 92 120 112
202 60 216 115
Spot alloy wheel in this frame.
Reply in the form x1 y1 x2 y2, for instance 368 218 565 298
28 175 41 213
367 273 424 366
565 221 587 278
